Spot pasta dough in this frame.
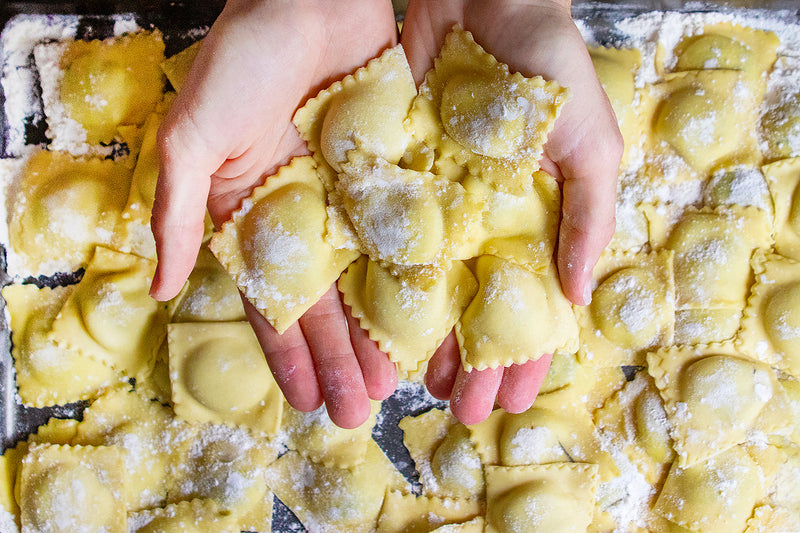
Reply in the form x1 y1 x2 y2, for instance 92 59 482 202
19 443 126 533
457 255 579 371
48 247 167 380
209 156 359 333
168 322 283 436
339 256 477 373
2 283 120 407
6 150 132 277
407 26 569 191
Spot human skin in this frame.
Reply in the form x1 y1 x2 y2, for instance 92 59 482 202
150 0 621 427
402 0 622 424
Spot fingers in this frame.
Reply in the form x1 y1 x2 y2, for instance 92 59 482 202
450 365 504 426
496 353 553 414
150 112 215 301
243 297 324 413
298 286 372 429
343 302 398 401
425 331 461 400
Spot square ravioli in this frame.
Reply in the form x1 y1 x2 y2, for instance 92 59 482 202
760 56 800 162
406 26 569 191
653 446 764 533
167 321 283 436
2 283 120 407
376 491 481 533
577 250 675 367
265 442 408 533
456 255 579 372
169 246 246 323
128 499 239 533
484 463 598 533
647 342 791 468
739 252 800 377
48 246 168 380
398 408 484 499
4 149 132 278
764 157 800 261
339 256 476 374
19 443 126 533
34 30 165 153
294 44 417 191
669 22 779 81
639 69 761 182
209 155 359 333
589 46 644 169
661 206 772 309
280 401 380 469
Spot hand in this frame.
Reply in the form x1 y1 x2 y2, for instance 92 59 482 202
402 0 622 424
150 0 399 428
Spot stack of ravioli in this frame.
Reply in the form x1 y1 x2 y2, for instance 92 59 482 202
0 9 799 533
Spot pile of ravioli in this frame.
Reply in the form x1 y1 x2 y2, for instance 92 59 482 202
0 12 799 533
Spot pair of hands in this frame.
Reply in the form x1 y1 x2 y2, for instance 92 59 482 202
149 0 622 428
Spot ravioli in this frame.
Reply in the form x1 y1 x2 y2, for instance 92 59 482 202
48 247 168 381
337 153 482 266
169 424 276 532
406 26 569 191
484 463 598 533
739 252 800 378
653 446 763 533
170 246 246 323
264 442 408 533
73 386 191 511
643 70 760 178
35 31 166 152
764 157 800 261
376 491 481 533
760 56 800 162
128 499 239 533
209 156 359 333
294 44 417 190
590 46 643 167
664 206 771 309
280 402 380 469
578 250 675 367
168 322 283 436
339 256 477 373
672 22 779 79
457 255 579 371
648 343 790 467
160 40 203 93
6 150 132 277
2 283 120 407
19 443 126 533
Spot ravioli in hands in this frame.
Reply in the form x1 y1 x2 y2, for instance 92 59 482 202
211 27 576 375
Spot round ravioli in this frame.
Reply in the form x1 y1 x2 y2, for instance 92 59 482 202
183 336 271 413
764 281 800 367
440 74 527 159
488 480 578 533
590 266 671 349
655 85 738 170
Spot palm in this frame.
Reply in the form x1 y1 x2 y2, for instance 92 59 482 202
401 0 622 424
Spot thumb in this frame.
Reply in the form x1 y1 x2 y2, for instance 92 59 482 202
149 103 216 301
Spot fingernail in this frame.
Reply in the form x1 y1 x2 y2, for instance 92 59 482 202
582 282 593 306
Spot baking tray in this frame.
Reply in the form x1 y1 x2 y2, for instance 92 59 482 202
1 1 799 531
